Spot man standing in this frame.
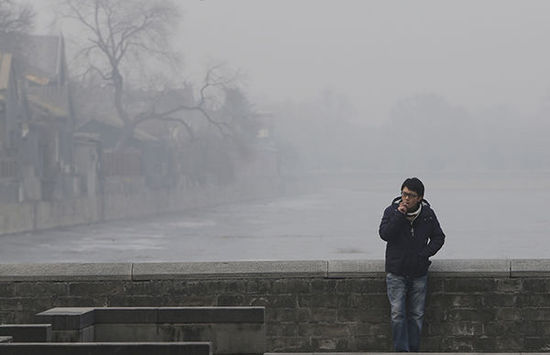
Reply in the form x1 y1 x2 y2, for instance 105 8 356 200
379 177 445 352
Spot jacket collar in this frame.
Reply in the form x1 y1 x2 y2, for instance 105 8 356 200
392 196 431 209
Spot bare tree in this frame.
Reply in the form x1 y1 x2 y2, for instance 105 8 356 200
0 0 34 59
0 0 34 36
133 64 241 140
60 0 236 150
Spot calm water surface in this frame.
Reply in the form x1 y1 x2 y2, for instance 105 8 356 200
0 171 548 262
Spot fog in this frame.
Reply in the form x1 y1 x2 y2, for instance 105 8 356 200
35 1 550 125
4 0 549 261
177 0 550 173
179 1 550 120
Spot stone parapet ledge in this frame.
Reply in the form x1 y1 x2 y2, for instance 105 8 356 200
326 259 514 278
37 306 265 328
327 259 385 278
427 259 511 277
132 260 328 280
0 259 549 281
0 263 132 281
510 258 550 277
327 259 548 278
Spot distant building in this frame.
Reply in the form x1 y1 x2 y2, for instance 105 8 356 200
0 52 26 201
0 34 80 201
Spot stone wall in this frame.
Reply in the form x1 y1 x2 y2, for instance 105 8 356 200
0 259 548 352
0 175 281 235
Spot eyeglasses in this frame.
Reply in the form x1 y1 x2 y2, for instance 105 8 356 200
401 191 419 199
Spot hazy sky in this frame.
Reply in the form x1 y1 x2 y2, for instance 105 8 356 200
179 0 550 123
34 0 550 123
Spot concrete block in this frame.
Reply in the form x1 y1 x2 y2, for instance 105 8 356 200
80 326 94 342
159 324 265 355
0 342 212 355
94 324 158 342
511 259 550 277
51 326 94 342
327 259 385 278
132 260 327 280
94 307 157 324
0 263 132 281
157 306 265 324
0 324 51 342
37 306 265 354
429 259 510 277
95 322 265 354
44 306 266 325
35 308 95 330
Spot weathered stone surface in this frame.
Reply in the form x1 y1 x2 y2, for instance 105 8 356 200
36 306 265 354
483 294 518 307
35 308 95 330
522 278 550 293
518 294 550 307
271 279 310 294
496 278 523 292
69 281 125 296
157 306 265 324
94 307 157 324
132 260 327 280
0 342 212 355
0 263 132 281
327 259 385 278
511 259 550 277
0 324 51 342
0 259 550 352
0 283 16 297
15 282 67 297
444 278 498 293
430 259 510 277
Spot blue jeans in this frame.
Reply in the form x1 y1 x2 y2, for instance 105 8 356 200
386 272 428 352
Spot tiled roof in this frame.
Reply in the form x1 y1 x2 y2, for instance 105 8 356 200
0 34 63 82
21 35 62 80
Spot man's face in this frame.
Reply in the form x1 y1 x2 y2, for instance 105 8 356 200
401 186 422 210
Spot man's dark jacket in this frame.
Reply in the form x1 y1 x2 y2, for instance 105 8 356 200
379 196 445 277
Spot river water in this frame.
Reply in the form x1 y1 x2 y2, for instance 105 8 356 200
0 171 548 263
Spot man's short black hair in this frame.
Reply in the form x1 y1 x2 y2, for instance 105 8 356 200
401 177 424 197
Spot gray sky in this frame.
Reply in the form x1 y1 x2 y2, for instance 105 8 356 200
179 0 550 123
33 0 550 124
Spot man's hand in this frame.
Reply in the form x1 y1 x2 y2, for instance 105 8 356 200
398 201 408 214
